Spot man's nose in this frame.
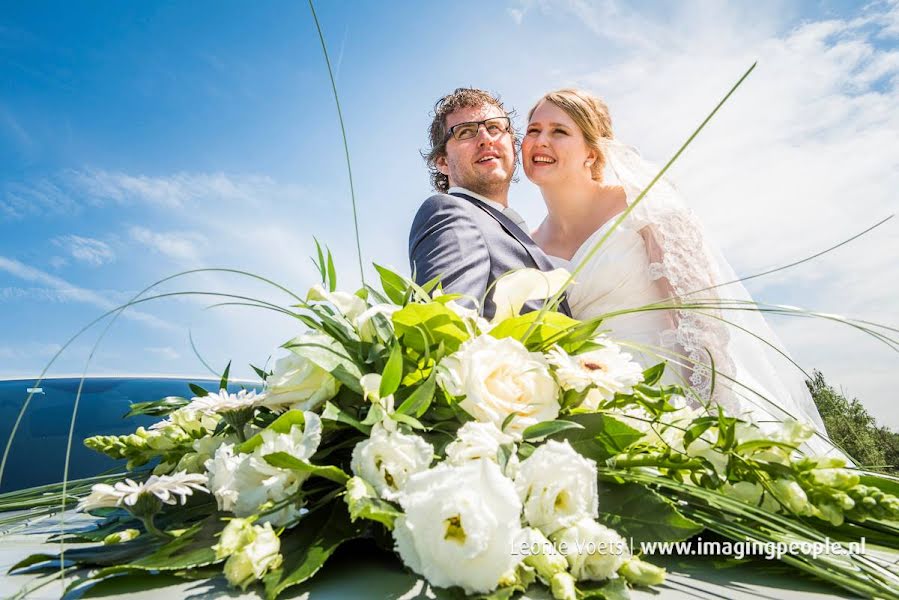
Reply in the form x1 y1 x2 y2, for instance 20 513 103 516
476 124 497 144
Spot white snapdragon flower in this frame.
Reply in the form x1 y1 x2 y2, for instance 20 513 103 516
350 423 433 500
551 518 631 581
308 284 366 321
205 413 322 526
445 421 519 477
393 460 527 595
515 440 598 535
149 406 220 435
437 335 559 437
547 343 643 410
262 343 340 412
188 389 264 416
77 471 208 512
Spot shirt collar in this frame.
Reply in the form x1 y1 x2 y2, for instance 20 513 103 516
448 187 507 213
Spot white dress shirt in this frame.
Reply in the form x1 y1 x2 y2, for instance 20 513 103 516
448 186 529 233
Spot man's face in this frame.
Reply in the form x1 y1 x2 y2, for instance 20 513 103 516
436 104 515 200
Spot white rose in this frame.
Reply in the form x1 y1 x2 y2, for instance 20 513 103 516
393 460 527 594
354 303 399 342
222 521 283 590
350 423 433 500
437 335 559 437
262 341 340 412
308 284 366 321
547 343 643 410
445 421 519 477
515 440 598 535
551 518 630 581
205 413 322 526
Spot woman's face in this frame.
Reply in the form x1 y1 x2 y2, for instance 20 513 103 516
522 100 596 186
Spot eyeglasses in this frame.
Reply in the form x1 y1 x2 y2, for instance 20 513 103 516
445 117 512 141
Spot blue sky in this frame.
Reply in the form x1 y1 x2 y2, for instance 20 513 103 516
1 1 897 426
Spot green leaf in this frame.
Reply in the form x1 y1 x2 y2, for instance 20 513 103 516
392 302 470 354
188 383 209 398
95 517 225 575
250 363 270 382
549 413 643 461
219 360 231 391
501 412 517 433
489 310 580 350
374 263 409 305
380 344 403 398
683 416 719 449
8 553 56 573
313 237 326 282
263 501 363 599
238 410 306 454
641 362 666 386
263 452 350 484
395 370 436 418
344 476 402 530
578 577 630 600
597 480 702 544
326 248 337 292
521 419 585 441
321 401 371 435
124 396 189 418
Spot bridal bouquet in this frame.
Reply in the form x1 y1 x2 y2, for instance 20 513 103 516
8 251 899 600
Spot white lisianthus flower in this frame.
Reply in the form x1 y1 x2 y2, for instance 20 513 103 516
205 413 322 526
220 521 283 590
77 471 208 512
515 440 598 535
445 421 519 477
547 343 643 410
551 518 631 581
188 389 265 416
308 284 366 321
350 423 433 500
393 460 527 595
437 335 559 437
354 303 399 342
262 343 340 413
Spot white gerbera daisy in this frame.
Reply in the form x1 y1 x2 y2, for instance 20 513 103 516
547 342 643 410
188 389 265 415
77 471 208 512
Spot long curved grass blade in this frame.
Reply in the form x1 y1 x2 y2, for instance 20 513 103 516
308 0 365 286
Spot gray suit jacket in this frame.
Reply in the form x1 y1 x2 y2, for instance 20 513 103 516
408 191 572 319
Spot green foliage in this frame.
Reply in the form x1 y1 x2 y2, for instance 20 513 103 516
808 370 899 473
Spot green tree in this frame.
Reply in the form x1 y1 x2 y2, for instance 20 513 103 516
807 370 899 473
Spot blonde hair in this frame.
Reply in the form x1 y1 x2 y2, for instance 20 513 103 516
528 89 613 181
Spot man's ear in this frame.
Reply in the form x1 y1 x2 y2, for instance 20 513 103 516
435 155 449 176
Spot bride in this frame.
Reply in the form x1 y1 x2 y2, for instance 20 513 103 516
521 88 834 452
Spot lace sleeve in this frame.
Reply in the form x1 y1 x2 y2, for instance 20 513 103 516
638 214 737 410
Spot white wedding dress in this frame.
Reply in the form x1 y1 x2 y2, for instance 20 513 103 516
547 139 835 455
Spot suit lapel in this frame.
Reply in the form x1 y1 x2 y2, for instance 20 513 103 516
450 192 572 316
450 192 555 272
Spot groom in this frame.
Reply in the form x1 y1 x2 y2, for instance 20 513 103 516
408 88 570 319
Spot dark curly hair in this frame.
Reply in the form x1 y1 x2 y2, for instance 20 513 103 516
423 88 518 193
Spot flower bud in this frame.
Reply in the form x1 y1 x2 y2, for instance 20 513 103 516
809 468 859 490
103 528 140 544
772 479 814 516
522 529 569 582
619 558 667 586
214 518 256 560
550 572 577 600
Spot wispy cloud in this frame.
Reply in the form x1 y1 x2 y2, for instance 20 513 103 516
146 346 180 360
51 234 115 267
0 256 178 332
130 226 206 263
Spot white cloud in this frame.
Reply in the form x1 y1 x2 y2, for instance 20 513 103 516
130 226 206 263
0 342 61 360
146 346 180 360
0 256 178 332
52 234 115 267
